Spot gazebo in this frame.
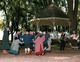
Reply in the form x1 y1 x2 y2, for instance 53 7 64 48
29 3 70 32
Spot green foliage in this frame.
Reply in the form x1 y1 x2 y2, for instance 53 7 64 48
0 0 52 30
0 21 6 30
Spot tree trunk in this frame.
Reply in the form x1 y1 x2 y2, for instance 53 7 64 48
67 0 78 33
11 17 14 42
74 0 78 33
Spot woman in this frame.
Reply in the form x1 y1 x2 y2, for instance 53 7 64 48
9 37 23 56
33 33 45 56
46 38 52 52
1 26 10 54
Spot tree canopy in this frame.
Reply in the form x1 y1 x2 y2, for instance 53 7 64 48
0 0 80 33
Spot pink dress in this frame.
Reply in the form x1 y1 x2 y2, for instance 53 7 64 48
33 37 45 54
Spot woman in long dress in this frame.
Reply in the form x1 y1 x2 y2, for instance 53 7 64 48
33 33 45 56
1 26 10 54
9 37 23 56
46 38 52 52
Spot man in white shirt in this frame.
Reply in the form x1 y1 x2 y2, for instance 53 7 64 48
70 31 79 50
70 31 79 40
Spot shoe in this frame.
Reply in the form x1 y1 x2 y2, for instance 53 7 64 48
27 51 30 54
38 55 40 56
13 54 16 56
3 50 8 54
24 53 28 55
31 52 34 54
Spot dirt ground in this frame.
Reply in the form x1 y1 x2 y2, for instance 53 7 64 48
0 46 80 62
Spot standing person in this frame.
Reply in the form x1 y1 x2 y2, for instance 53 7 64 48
22 30 31 55
14 30 22 41
9 37 23 56
32 33 45 56
41 31 50 51
14 30 21 39
29 30 35 53
60 31 67 51
1 26 10 54
46 38 52 52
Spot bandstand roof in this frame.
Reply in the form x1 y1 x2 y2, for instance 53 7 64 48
29 3 70 27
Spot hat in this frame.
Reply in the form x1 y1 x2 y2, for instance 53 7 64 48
37 33 41 37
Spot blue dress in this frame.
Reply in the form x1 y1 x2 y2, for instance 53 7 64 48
1 29 10 50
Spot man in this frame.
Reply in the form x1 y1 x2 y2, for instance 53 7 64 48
70 31 79 49
22 30 30 55
60 31 67 51
29 30 35 53
70 31 79 40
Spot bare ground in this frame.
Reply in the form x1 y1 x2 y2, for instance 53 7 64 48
0 46 80 62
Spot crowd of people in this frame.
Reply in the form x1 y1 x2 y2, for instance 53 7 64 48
1 26 51 56
1 26 79 56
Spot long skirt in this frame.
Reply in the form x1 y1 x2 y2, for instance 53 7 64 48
1 40 10 50
36 45 44 55
9 49 19 55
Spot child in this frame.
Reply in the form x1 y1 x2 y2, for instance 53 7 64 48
41 31 50 51
9 37 23 56
46 38 52 52
33 33 45 56
22 30 31 55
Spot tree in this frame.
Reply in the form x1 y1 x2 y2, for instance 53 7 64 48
0 0 52 41
67 0 78 33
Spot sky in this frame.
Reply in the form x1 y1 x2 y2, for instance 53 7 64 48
0 11 4 21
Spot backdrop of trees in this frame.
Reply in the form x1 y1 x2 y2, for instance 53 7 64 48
0 0 80 41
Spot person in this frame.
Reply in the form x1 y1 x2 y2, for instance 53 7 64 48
14 30 22 41
46 38 52 52
9 37 23 56
41 31 50 51
22 30 31 55
70 31 79 40
32 33 45 56
13 30 23 52
60 31 67 51
29 30 35 53
70 31 79 50
1 26 10 54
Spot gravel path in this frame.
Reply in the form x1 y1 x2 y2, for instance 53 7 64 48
0 47 80 62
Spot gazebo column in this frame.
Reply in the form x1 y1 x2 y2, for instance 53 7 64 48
51 20 55 32
67 21 71 33
36 21 40 32
30 23 33 30
51 20 58 39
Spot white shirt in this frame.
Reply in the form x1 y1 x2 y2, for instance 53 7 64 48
70 34 79 40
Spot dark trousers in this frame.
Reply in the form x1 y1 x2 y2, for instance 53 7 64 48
25 43 30 48
60 40 65 50
30 43 34 52
44 43 48 49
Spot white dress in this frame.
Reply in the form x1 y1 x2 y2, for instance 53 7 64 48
46 38 52 51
